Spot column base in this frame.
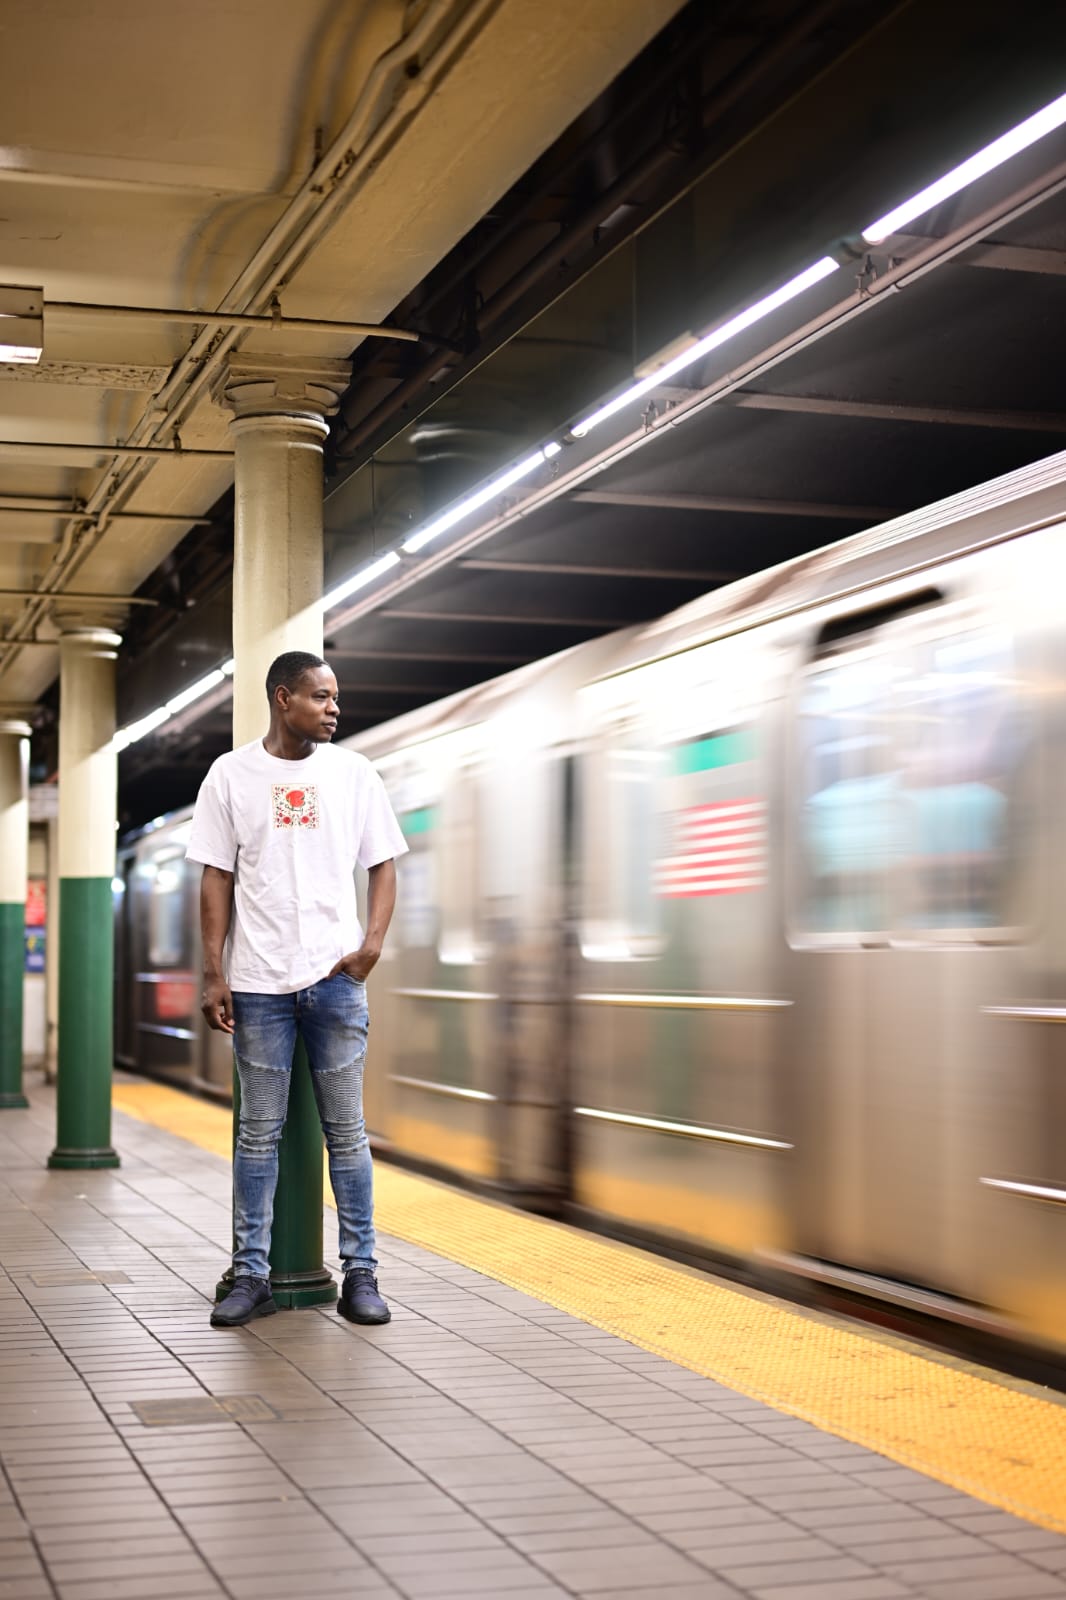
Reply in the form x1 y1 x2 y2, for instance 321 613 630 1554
215 1264 337 1309
0 1092 29 1109
48 1146 120 1169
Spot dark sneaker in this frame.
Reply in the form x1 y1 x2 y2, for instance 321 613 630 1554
210 1275 277 1328
338 1269 391 1325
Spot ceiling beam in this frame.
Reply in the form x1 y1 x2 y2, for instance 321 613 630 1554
0 441 234 460
47 298 421 342
459 557 736 581
894 234 1066 276
730 391 1066 433
0 501 216 525
0 589 156 605
0 528 60 545
572 488 895 521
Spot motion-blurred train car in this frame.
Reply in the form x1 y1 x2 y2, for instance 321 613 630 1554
116 450 1066 1354
114 816 235 1099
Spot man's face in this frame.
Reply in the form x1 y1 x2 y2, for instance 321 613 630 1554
277 665 339 742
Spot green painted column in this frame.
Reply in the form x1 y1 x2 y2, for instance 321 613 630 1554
214 355 351 1307
0 720 32 1109
49 629 121 1170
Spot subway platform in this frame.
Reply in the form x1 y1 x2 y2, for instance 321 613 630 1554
4 1077 1066 1600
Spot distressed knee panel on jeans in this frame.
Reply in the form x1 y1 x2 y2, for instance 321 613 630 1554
235 1061 290 1158
314 1056 369 1164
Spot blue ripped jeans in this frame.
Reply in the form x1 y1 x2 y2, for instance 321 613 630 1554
230 975 375 1282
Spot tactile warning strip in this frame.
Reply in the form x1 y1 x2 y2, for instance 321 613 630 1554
112 1080 1066 1533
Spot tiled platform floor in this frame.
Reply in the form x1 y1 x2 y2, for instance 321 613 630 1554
4 1075 1066 1600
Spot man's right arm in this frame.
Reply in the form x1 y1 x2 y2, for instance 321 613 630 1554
200 865 235 1034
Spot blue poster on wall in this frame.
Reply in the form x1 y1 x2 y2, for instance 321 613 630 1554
24 928 45 974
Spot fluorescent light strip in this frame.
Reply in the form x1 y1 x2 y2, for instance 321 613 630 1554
323 447 562 605
863 89 1066 244
571 256 839 438
323 549 402 611
401 449 548 555
113 705 170 752
114 662 231 751
164 666 226 716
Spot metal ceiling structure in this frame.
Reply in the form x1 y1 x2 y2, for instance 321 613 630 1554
2 0 1066 828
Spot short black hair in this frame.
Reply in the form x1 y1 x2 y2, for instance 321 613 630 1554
265 650 327 702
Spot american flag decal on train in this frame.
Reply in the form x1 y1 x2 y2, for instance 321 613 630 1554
655 798 767 898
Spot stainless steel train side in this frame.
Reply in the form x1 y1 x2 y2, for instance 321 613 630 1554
116 449 1066 1354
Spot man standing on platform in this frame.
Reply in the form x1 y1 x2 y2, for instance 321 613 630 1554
186 650 407 1329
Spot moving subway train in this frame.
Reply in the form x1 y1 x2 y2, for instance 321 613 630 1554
115 450 1066 1356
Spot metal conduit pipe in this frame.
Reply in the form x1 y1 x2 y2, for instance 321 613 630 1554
0 443 233 461
333 0 846 462
0 590 157 604
0 0 498 670
0 504 216 524
131 0 499 433
47 301 421 341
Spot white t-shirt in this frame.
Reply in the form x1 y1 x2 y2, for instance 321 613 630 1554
185 739 408 994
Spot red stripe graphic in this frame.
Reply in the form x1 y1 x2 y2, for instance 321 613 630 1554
656 798 766 898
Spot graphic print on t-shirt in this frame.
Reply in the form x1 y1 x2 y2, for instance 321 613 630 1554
272 783 319 829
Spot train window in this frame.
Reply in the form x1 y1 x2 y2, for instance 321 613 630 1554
797 646 903 936
894 628 1024 933
795 613 1028 941
396 809 438 950
438 765 482 965
148 850 187 967
582 727 664 960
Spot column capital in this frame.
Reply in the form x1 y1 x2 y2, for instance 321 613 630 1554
55 625 123 653
0 720 33 740
212 353 352 423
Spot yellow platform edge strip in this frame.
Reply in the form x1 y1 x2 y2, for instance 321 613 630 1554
112 1080 1066 1534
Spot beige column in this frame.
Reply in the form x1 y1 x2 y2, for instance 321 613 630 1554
49 628 122 1167
213 353 351 1307
217 354 351 744
0 720 32 1107
0 721 31 902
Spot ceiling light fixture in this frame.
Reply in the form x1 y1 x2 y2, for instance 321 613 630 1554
323 550 402 612
164 666 227 716
862 88 1066 244
113 662 232 751
400 449 550 555
570 257 839 438
0 286 43 364
113 706 170 753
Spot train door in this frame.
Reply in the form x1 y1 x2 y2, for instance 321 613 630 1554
372 727 497 1180
129 826 203 1088
785 586 1032 1300
572 636 788 1261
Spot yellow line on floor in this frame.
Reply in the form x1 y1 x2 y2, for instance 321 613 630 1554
112 1079 1066 1533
